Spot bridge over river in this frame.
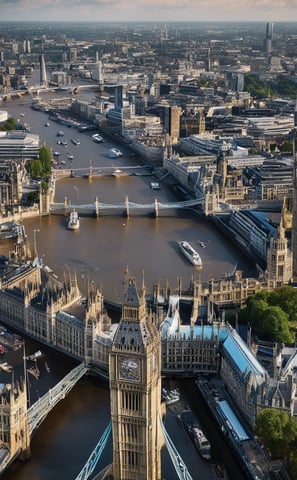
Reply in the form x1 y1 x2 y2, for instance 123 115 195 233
50 197 206 218
52 165 152 180
0 362 194 480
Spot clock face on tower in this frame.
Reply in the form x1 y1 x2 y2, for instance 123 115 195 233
119 357 140 382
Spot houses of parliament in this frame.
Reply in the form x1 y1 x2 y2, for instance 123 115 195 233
0 146 296 477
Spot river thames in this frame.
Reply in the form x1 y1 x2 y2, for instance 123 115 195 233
0 91 253 479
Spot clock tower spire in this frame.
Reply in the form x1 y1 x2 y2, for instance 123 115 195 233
109 276 162 480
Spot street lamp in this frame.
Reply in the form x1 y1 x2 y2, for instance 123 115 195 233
33 228 40 258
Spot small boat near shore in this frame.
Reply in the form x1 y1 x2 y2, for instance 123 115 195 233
67 210 80 230
27 365 40 379
181 410 211 460
109 148 123 159
178 241 203 267
150 182 161 190
0 330 24 351
0 222 24 242
92 133 104 143
162 387 180 405
0 362 13 373
27 350 42 361
112 169 128 177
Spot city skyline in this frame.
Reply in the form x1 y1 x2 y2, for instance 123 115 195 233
0 0 296 23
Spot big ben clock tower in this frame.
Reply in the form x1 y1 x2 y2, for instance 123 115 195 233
109 277 162 480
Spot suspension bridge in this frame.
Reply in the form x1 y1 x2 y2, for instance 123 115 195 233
0 362 87 476
74 414 194 480
50 197 205 218
0 359 194 479
28 362 87 436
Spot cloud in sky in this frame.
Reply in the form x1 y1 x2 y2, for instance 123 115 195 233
0 0 296 21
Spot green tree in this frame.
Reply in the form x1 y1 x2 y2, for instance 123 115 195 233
29 159 43 178
239 293 268 324
2 117 17 131
239 288 296 343
256 408 297 459
260 306 294 343
26 191 39 204
289 455 297 480
269 286 297 322
244 73 297 100
39 146 51 176
280 140 293 153
40 180 48 195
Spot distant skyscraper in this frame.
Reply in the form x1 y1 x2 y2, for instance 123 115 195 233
206 47 211 72
39 54 47 87
69 48 77 62
230 72 244 92
114 85 123 110
23 40 31 54
265 22 273 54
163 105 182 144
98 60 104 86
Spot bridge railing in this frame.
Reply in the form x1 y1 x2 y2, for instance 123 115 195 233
74 422 112 480
49 197 205 212
160 413 194 480
28 362 87 436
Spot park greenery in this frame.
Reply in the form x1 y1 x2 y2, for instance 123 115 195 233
25 146 51 204
29 145 51 179
270 140 293 153
0 117 17 131
239 285 297 344
244 73 297 99
256 408 297 479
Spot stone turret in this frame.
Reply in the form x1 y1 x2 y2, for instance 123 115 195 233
0 381 30 462
266 204 292 287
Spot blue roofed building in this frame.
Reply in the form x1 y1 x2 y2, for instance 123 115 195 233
220 324 297 428
220 325 268 427
160 296 297 428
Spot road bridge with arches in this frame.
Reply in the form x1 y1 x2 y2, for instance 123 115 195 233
50 196 205 218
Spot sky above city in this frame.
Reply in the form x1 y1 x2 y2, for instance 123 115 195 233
0 0 296 22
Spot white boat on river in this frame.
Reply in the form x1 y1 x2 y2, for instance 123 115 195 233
67 210 80 230
178 241 202 267
109 148 123 158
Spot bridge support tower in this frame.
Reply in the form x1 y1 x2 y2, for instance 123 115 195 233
39 192 50 215
88 163 93 180
124 195 129 219
94 196 99 218
154 198 159 218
